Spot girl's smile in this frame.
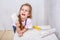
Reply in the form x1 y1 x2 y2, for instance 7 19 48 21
20 6 30 20
22 13 25 16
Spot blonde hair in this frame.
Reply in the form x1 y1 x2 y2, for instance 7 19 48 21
18 3 32 30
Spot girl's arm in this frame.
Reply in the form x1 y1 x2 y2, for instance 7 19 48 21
16 21 21 33
21 18 32 33
21 28 28 33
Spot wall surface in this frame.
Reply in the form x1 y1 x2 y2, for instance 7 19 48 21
0 0 45 30
0 0 60 40
45 0 60 40
51 0 60 39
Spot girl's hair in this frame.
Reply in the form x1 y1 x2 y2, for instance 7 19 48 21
18 3 32 30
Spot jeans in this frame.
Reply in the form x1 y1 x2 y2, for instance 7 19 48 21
13 26 16 33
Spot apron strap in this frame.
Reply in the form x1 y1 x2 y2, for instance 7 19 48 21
25 19 27 26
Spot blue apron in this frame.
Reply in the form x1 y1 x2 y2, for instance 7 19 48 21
13 19 27 33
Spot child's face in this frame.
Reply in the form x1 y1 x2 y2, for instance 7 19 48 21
20 5 30 20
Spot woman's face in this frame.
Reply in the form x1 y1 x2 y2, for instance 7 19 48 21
20 5 30 20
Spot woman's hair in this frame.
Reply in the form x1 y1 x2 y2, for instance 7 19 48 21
18 3 32 30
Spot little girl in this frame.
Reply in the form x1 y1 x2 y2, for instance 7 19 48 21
14 3 32 39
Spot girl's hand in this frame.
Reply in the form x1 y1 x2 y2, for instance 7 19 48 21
17 28 20 33
16 21 21 33
16 28 23 37
16 21 20 27
18 33 23 37
18 31 23 37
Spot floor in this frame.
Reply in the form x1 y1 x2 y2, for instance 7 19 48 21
0 30 59 40
0 30 14 40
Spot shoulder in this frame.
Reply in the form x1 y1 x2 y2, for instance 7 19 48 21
27 18 32 22
27 18 32 21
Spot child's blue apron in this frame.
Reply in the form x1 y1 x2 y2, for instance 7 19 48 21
13 19 27 33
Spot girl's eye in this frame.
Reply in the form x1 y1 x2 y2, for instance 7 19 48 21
21 9 29 12
25 10 28 12
21 9 24 11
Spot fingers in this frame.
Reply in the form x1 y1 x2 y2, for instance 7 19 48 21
16 21 20 27
18 31 23 37
18 34 23 37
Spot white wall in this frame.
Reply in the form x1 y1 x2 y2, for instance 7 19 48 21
0 0 45 30
44 0 52 25
1 0 60 39
45 0 60 40
52 0 60 39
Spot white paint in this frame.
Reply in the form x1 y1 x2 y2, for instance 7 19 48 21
44 0 60 40
0 0 45 30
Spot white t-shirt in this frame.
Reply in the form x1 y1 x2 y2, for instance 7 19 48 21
11 13 32 29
